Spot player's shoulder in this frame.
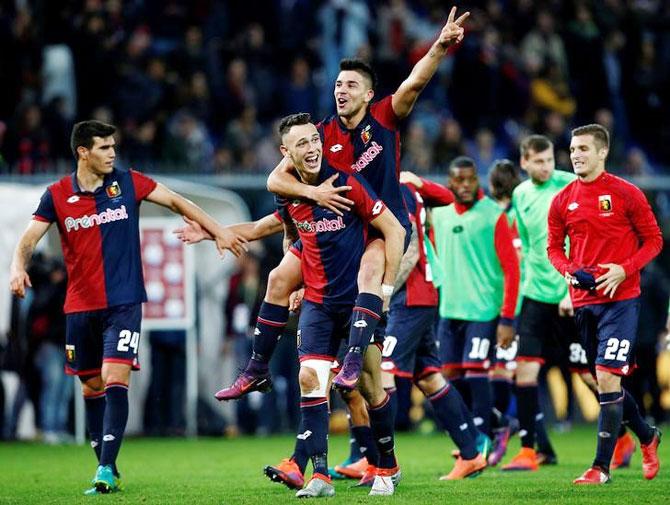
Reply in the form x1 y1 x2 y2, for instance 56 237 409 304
605 172 643 195
513 179 534 198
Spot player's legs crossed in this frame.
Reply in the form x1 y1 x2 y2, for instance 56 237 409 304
333 239 386 391
216 248 302 401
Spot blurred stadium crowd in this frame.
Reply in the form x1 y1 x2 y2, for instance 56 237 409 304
0 0 669 175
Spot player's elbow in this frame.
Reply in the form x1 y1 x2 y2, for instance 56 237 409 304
267 171 281 193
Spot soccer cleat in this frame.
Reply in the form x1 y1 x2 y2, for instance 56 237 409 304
440 453 487 480
91 465 117 494
611 431 636 470
332 352 363 392
264 458 304 490
84 473 123 496
451 432 492 460
334 456 368 479
573 466 611 485
535 452 558 466
369 473 394 496
296 474 335 498
640 428 661 480
488 426 512 466
215 370 272 401
501 447 539 471
353 464 378 487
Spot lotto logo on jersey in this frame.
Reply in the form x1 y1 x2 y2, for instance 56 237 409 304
293 216 346 233
64 205 129 232
599 195 612 212
65 344 75 362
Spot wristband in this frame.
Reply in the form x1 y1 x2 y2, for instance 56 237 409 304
382 284 394 297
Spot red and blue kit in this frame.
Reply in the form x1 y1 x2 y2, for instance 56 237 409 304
277 162 386 361
319 95 411 237
547 172 663 375
34 168 157 313
382 181 454 379
33 167 157 375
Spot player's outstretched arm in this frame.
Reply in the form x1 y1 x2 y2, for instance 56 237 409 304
175 213 283 245
146 182 248 257
391 6 469 119
9 220 51 298
369 208 406 291
267 158 353 216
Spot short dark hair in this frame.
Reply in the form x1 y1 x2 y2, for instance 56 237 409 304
449 156 476 171
278 113 312 138
571 123 610 150
70 120 116 159
339 58 377 90
520 134 553 159
489 159 521 200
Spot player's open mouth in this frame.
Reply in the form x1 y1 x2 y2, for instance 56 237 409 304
337 97 348 107
573 160 584 168
304 154 320 169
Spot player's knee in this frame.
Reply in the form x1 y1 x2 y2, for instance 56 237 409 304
266 267 292 301
80 375 104 396
515 361 540 384
579 371 598 392
595 369 621 393
299 366 319 394
357 259 384 291
416 372 445 396
299 359 331 397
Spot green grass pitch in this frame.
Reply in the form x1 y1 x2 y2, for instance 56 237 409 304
1 425 668 504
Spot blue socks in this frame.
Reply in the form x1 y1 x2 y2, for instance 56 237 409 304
84 392 106 463
347 293 382 354
351 425 379 466
429 384 478 460
99 384 129 473
622 389 654 445
516 383 538 449
300 397 329 476
466 375 492 437
249 302 289 368
369 394 397 469
593 391 624 471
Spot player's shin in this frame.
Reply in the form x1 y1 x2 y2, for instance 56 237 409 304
427 382 478 460
84 391 106 463
368 393 398 469
249 302 289 370
593 391 625 472
621 389 655 445
99 383 129 474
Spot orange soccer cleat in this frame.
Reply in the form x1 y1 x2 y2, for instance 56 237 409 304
640 428 662 480
440 454 487 480
501 447 539 472
573 466 611 485
263 458 304 490
611 431 636 470
334 457 368 480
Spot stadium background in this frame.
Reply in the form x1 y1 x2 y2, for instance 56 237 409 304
0 0 669 460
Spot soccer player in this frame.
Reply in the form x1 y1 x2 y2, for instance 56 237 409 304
547 123 663 484
486 159 522 466
502 135 594 471
8 120 245 495
378 172 488 480
432 156 520 444
217 5 470 399
273 113 405 497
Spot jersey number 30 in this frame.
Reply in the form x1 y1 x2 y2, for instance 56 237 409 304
117 330 140 354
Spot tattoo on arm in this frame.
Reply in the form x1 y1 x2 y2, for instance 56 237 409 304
394 223 419 291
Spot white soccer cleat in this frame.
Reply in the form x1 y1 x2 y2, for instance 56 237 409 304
369 475 394 496
295 475 336 498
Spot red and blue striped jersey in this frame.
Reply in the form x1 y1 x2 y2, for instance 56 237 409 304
33 167 157 314
277 162 386 309
318 95 411 236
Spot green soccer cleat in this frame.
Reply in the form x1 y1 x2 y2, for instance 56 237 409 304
476 432 493 462
84 465 121 495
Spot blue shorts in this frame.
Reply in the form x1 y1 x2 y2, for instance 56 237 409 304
298 301 351 363
574 298 640 376
437 318 497 371
65 303 142 376
381 289 440 380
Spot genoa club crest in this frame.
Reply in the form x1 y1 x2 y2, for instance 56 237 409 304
106 181 121 198
598 195 612 212
361 125 372 145
65 344 75 362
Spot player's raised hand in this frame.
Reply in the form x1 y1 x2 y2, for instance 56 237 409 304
310 174 353 216
595 263 626 298
173 216 211 244
437 6 469 49
9 268 32 299
399 171 424 188
215 227 248 258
